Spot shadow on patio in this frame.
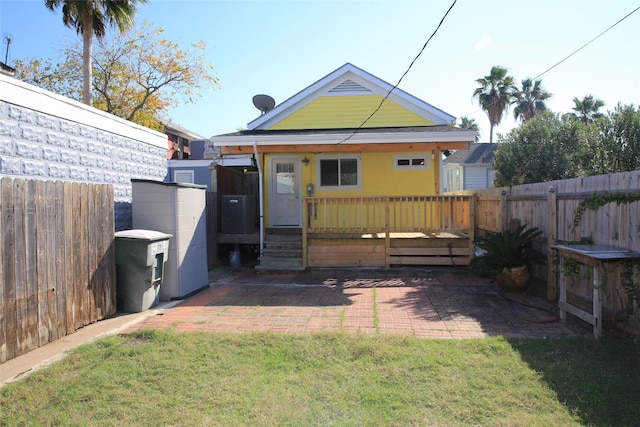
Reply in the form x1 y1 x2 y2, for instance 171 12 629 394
129 267 586 338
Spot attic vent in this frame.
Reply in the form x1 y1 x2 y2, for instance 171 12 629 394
329 79 371 93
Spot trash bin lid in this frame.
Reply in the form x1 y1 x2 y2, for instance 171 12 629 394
115 229 172 242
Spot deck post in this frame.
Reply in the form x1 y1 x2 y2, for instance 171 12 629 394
385 197 391 267
302 199 308 268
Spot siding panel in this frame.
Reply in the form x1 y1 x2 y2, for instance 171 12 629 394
270 95 433 130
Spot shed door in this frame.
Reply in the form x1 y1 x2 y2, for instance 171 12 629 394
270 157 301 227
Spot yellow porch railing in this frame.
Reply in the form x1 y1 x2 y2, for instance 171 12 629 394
303 195 474 234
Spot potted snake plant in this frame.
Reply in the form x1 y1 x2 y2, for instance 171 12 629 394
469 224 546 292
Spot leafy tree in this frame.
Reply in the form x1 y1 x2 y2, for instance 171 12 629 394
15 21 218 130
512 78 551 123
588 103 640 174
473 66 515 143
12 57 78 98
493 112 590 186
458 116 480 141
45 0 147 105
571 94 605 123
493 104 640 186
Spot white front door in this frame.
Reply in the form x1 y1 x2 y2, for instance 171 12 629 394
270 157 301 226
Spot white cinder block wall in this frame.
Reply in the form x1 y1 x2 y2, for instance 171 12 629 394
0 74 168 230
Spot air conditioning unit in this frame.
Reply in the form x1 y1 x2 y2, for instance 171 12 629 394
221 195 256 234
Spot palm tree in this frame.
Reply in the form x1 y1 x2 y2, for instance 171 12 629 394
571 95 605 123
458 116 480 141
473 66 515 143
512 78 551 122
45 0 146 106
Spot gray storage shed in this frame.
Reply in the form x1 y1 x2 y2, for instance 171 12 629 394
131 179 209 300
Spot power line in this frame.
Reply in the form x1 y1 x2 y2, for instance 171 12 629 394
463 5 640 121
533 5 640 81
337 0 457 144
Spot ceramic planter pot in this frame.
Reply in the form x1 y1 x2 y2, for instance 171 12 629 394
496 265 530 292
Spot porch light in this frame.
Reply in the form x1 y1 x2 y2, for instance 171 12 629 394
302 156 310 166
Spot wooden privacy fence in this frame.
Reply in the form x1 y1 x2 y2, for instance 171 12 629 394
0 177 115 363
305 195 473 234
452 170 640 333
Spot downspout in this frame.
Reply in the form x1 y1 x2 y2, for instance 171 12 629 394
253 141 264 258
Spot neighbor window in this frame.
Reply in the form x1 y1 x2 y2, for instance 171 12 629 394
393 154 430 170
318 156 361 189
173 169 194 184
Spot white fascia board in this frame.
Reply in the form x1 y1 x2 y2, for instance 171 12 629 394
249 68 363 130
217 155 254 167
386 87 456 125
168 159 213 168
212 130 477 147
338 67 456 125
247 64 357 130
168 129 205 141
0 73 167 148
168 157 254 168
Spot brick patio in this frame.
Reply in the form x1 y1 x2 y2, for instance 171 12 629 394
127 267 585 338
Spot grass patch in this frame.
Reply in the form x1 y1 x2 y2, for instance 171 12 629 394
1 330 639 426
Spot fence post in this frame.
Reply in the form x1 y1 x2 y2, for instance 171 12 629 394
500 189 508 231
469 194 476 248
546 185 558 300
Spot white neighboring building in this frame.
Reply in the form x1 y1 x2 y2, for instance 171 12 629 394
443 143 498 192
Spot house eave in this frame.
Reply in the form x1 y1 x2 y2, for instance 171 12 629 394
212 130 477 147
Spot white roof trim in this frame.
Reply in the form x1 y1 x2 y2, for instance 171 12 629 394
212 130 477 147
168 159 213 168
216 155 254 167
247 63 456 130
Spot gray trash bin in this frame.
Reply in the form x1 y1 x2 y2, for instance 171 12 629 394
115 229 172 313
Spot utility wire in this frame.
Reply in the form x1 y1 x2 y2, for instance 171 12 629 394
463 5 640 120
532 5 640 81
337 0 457 144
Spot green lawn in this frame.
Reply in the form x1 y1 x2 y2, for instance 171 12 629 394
1 330 639 426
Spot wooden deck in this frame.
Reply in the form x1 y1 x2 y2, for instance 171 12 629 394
302 195 474 268
306 230 471 268
215 195 475 269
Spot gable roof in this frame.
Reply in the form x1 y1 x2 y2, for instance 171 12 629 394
0 61 16 76
156 116 204 141
247 63 456 130
444 143 498 165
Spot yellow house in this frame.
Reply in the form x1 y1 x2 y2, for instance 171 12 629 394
212 63 477 270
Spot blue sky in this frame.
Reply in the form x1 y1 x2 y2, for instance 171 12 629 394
1 0 639 140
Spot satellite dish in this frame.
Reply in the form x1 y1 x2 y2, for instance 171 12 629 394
252 94 276 114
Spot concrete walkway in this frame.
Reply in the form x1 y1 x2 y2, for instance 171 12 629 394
1 266 585 386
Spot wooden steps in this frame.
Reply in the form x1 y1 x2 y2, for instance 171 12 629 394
255 229 305 272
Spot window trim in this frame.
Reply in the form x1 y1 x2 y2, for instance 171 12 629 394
316 154 362 190
393 154 430 170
